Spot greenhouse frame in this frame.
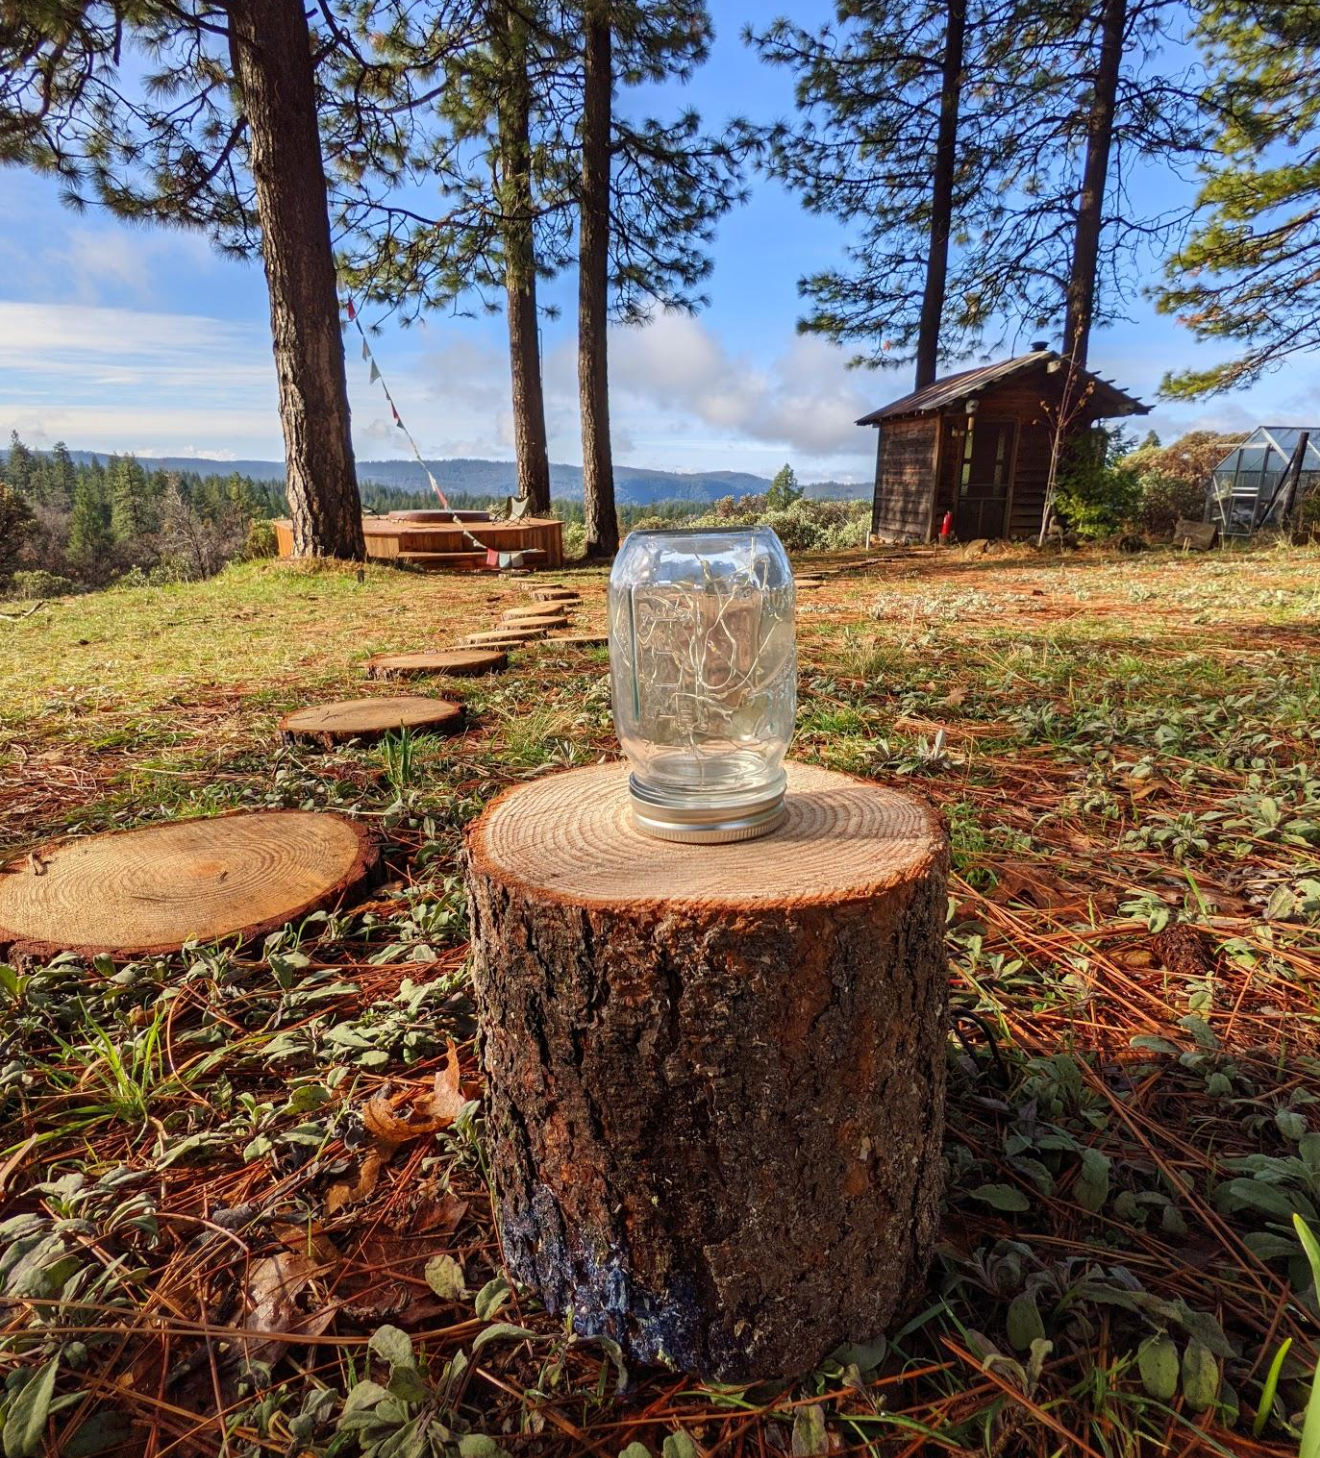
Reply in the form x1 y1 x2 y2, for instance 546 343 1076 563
1207 426 1320 537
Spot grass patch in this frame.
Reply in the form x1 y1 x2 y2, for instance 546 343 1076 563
1 544 1320 1454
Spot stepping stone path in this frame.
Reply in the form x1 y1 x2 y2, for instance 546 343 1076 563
0 811 379 959
531 589 580 603
367 649 508 679
279 696 464 746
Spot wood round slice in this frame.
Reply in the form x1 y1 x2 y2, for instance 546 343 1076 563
465 762 948 1381
502 617 568 633
467 626 544 644
368 649 506 679
504 603 571 621
279 696 463 746
0 810 379 960
545 632 607 647
462 636 532 650
531 589 580 603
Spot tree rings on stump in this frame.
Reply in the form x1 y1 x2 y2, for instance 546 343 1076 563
531 588 579 603
465 760 948 1381
367 649 507 679
0 810 379 960
279 696 463 746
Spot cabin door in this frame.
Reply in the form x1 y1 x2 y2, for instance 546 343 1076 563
951 416 1016 540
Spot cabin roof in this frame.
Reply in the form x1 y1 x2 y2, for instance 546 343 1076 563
855 349 1150 426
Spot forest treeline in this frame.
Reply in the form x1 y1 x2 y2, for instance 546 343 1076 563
2 2 1317 561
0 433 836 595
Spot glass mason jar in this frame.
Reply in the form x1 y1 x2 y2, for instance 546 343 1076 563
608 526 797 843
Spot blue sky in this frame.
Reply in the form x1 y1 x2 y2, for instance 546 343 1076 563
2 0 1316 485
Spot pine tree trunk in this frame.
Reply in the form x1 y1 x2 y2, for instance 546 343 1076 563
497 5 552 515
465 762 949 1382
915 0 966 390
578 1 619 559
1063 0 1126 370
227 0 363 561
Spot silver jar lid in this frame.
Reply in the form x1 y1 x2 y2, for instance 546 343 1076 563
627 771 787 845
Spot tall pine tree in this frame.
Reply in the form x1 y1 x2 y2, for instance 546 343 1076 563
339 0 573 515
747 0 997 382
967 0 1206 365
1 6 463 557
68 462 113 573
1156 3 1320 394
110 456 155 543
574 0 746 556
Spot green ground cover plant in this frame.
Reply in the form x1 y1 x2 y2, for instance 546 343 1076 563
0 542 1318 1456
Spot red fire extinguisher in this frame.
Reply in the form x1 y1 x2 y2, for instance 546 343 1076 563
939 510 953 544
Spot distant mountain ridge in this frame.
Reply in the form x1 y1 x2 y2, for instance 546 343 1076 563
60 450 867 505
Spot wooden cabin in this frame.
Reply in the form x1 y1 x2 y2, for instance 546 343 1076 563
857 346 1149 542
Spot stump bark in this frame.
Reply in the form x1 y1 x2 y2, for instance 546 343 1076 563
465 761 948 1382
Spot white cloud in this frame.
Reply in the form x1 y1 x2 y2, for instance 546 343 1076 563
0 300 282 456
2 299 881 476
609 313 880 462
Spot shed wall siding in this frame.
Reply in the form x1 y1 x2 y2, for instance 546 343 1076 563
871 417 937 539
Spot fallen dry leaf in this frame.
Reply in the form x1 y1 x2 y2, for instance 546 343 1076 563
412 1039 468 1126
236 1248 335 1373
326 1042 468 1213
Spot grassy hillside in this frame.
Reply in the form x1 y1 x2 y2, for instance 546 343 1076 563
1 544 1319 1456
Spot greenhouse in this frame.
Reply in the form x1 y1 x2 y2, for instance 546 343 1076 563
1207 425 1320 536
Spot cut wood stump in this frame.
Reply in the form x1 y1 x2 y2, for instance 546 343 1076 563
531 589 580 603
504 603 571 621
367 649 507 679
501 613 567 630
545 632 607 647
279 697 463 746
461 636 534 651
465 761 948 1382
466 626 544 644
0 811 379 960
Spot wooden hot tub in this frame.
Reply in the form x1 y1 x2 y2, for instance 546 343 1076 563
273 514 565 571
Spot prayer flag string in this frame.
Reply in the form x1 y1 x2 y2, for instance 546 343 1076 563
341 299 527 567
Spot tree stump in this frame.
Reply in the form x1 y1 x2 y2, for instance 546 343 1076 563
466 627 544 645
504 603 571 621
501 613 568 631
0 811 379 960
544 632 607 647
278 696 463 746
367 649 507 679
464 761 948 1382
